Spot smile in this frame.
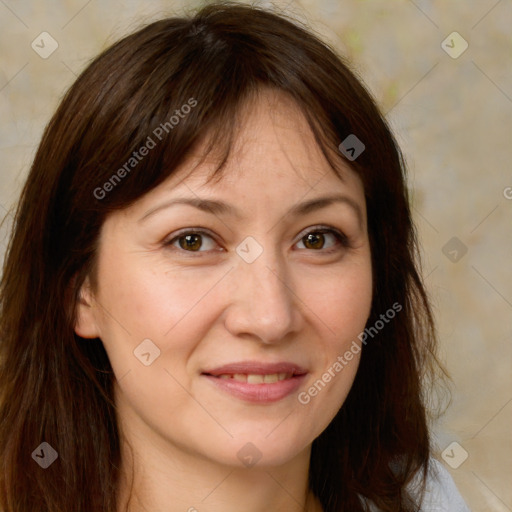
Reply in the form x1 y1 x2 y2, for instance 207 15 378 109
202 361 308 403
216 373 292 383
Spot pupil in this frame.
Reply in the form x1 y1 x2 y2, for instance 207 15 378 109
305 232 324 249
180 234 201 251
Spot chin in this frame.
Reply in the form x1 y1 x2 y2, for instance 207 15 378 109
203 429 313 470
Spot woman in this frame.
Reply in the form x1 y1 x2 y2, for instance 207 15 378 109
0 3 470 511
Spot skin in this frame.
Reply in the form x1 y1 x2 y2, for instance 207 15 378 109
76 90 373 512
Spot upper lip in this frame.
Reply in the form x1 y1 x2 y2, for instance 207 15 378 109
202 361 308 376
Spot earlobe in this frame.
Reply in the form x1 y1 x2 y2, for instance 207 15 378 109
74 277 101 339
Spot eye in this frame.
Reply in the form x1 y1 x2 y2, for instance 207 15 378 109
295 227 348 252
164 226 349 255
165 229 219 253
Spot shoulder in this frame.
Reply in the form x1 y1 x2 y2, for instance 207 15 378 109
417 457 471 511
363 457 471 512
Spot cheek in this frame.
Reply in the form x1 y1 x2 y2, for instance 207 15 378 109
303 260 372 340
297 261 371 411
93 258 227 427
93 251 227 373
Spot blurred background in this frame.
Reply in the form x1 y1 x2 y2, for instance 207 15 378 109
1 1 511 510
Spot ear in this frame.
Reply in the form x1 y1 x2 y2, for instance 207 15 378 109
74 276 101 339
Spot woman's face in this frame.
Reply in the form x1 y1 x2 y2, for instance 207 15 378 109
76 91 373 468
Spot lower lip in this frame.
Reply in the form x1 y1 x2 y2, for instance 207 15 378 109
202 374 307 403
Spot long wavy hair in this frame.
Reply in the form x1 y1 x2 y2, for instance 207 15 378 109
0 3 445 511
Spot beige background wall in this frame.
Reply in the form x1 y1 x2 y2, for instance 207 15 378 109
1 1 511 510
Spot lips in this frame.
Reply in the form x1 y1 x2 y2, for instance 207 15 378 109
203 361 307 377
217 373 291 383
201 361 308 403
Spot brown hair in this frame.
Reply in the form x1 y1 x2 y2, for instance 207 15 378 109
0 3 445 511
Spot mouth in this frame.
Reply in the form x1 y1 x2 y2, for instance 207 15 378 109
213 372 293 383
201 361 308 403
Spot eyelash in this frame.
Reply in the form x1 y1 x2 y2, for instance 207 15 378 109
163 225 350 256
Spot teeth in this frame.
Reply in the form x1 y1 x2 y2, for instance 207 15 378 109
247 374 265 384
216 373 291 383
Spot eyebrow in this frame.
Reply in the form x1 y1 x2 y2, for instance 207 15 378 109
138 194 364 228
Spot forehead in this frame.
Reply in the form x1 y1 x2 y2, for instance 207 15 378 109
162 90 357 193
120 89 365 225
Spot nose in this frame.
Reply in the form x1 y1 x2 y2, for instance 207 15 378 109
223 248 303 344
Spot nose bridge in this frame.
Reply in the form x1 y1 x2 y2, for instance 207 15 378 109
226 243 300 343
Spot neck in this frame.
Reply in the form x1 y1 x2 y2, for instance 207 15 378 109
116 420 322 512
